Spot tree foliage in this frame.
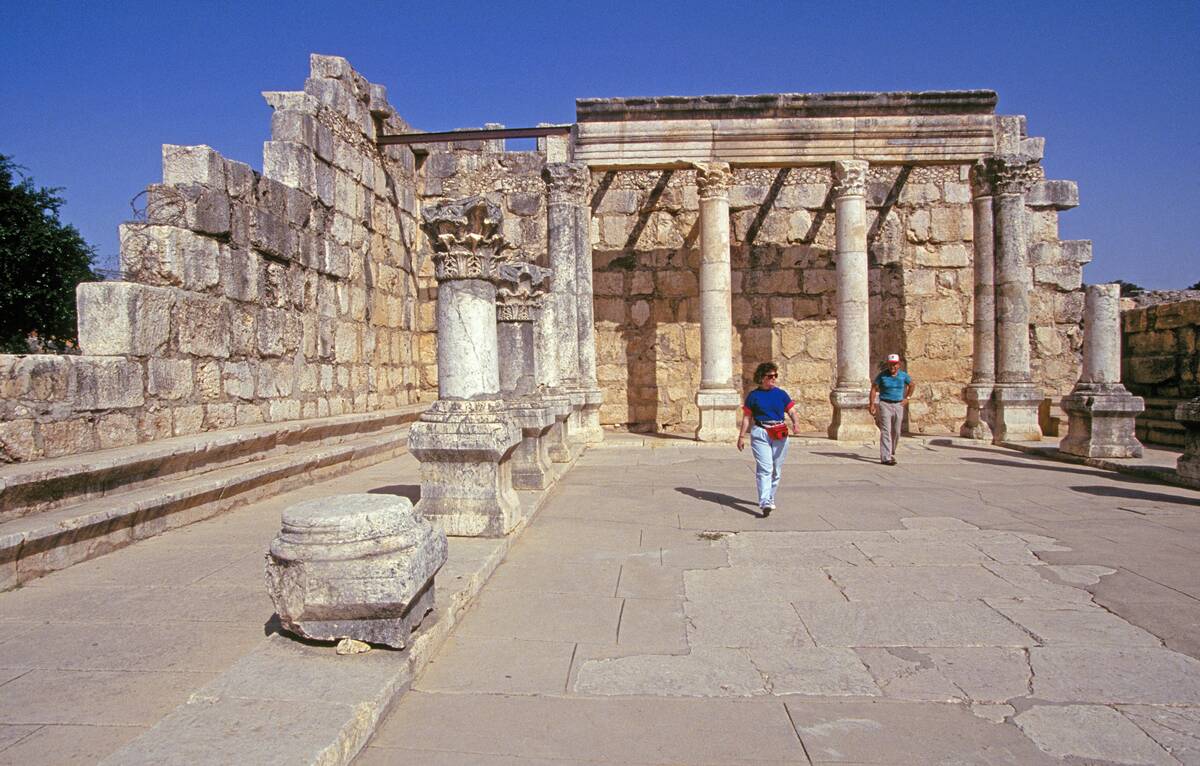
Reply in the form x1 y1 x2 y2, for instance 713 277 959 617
0 154 98 353
1189 280 1200 291
1113 279 1145 297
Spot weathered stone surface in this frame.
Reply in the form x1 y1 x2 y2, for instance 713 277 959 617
77 282 174 357
266 493 447 649
1014 705 1176 765
574 647 764 697
74 357 145 410
1031 647 1200 704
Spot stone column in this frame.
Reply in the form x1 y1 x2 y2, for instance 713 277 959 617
496 262 558 489
988 154 1044 442
1176 398 1200 487
408 197 522 537
692 162 741 442
961 161 995 439
1059 284 1145 457
828 159 875 441
544 163 588 443
573 172 605 444
533 265 575 465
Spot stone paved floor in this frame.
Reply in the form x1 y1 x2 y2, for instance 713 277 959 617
359 435 1200 765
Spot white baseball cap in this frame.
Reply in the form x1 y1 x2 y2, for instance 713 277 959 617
886 353 901 363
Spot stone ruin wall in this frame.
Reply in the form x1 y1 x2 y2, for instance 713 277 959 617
590 164 1088 434
1121 299 1200 446
0 56 434 462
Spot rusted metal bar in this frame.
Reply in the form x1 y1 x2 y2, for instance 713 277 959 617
378 125 572 146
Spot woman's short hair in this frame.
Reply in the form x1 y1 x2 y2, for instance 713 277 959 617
753 362 779 384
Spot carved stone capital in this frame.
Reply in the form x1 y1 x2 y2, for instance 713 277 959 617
692 162 733 200
543 162 589 202
496 262 552 322
969 161 995 199
421 196 513 281
985 154 1040 196
832 160 868 198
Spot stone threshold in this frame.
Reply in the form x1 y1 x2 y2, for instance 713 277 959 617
97 464 574 766
1 404 428 520
1 419 422 590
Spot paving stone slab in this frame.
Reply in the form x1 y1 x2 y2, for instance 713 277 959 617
355 748 597 766
0 723 39 751
415 636 576 695
1014 704 1177 765
795 601 1036 647
785 699 1059 765
0 669 215 726
748 646 880 697
1032 646 1200 703
684 565 845 603
453 590 623 643
854 540 994 566
615 560 685 598
484 557 622 596
614 597 690 653
371 692 808 764
686 599 815 648
827 565 1029 602
0 724 145 766
1117 705 1200 764
574 647 764 697
856 647 966 702
986 597 1163 646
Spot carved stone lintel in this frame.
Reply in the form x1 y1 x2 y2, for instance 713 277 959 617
421 196 513 281
832 159 869 198
692 161 733 200
969 160 995 199
985 154 1041 196
543 162 589 202
496 262 552 323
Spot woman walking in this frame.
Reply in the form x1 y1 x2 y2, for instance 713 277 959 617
736 362 800 517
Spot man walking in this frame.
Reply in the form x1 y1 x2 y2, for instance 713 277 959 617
868 353 914 466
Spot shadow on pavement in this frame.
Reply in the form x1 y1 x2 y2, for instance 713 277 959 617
812 451 878 463
1070 485 1200 506
368 484 421 503
674 486 764 518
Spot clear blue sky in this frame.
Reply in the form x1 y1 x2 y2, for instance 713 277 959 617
3 0 1197 288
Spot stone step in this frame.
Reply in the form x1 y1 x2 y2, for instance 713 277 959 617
0 412 424 591
0 405 425 523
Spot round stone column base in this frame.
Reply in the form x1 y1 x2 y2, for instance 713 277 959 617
695 388 742 443
577 386 606 445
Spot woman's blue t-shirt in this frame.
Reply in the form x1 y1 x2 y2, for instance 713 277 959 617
743 387 794 425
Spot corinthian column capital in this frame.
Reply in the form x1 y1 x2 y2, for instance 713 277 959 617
496 262 552 322
542 162 589 203
420 196 513 282
692 162 733 200
832 159 869 198
985 154 1041 196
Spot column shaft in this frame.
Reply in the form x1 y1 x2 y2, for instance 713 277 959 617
961 162 995 439
828 160 875 441
544 164 584 388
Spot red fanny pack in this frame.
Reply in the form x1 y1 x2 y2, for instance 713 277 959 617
766 423 789 441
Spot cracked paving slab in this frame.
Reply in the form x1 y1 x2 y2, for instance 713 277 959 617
1014 704 1178 765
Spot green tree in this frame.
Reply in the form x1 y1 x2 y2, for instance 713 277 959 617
1113 279 1145 297
0 155 98 353
1189 280 1200 291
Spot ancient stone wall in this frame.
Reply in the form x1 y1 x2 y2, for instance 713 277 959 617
0 55 431 462
1121 299 1200 446
591 165 1087 434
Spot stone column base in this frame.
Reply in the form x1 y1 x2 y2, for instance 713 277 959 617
695 388 741 443
992 384 1043 443
579 386 605 444
407 400 522 538
543 390 575 464
828 389 875 442
565 388 587 449
959 383 994 440
507 401 556 490
1175 398 1200 486
1059 385 1145 458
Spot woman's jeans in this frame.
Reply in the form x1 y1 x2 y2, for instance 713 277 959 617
750 425 789 507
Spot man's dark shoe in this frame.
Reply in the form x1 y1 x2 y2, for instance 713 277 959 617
885 458 897 466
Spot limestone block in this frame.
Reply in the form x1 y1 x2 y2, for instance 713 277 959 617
899 182 939 205
251 209 290 261
236 403 266 425
221 247 260 303
1033 265 1082 291
195 360 223 400
175 294 231 358
162 145 226 188
203 403 236 430
222 361 256 400
596 189 640 214
921 297 964 325
906 210 930 243
39 418 98 458
224 159 256 200
266 493 446 649
777 183 829 209
1152 300 1200 330
147 358 193 400
268 399 301 421
943 182 971 204
96 412 138 449
74 357 144 410
929 207 962 243
1026 180 1079 210
915 243 969 268
0 419 38 461
77 282 174 356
